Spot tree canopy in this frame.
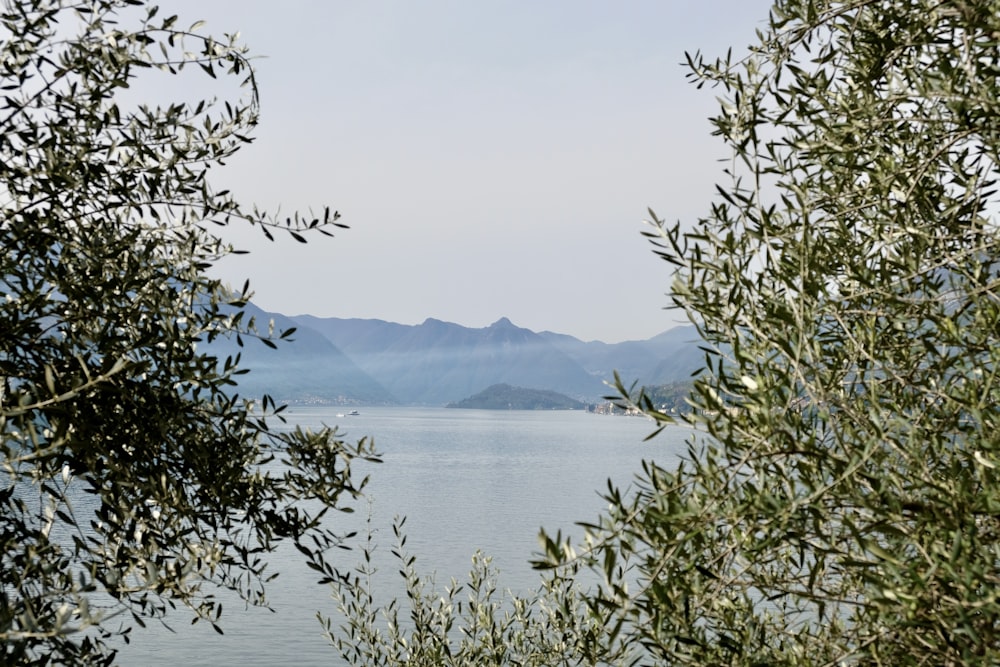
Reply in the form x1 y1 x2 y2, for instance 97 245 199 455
330 0 1000 664
554 0 1000 663
0 1 374 664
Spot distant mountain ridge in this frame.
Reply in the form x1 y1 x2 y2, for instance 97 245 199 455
215 306 704 406
206 303 396 405
292 315 608 405
538 325 707 387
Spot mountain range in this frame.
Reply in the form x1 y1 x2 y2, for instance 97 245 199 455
214 303 704 406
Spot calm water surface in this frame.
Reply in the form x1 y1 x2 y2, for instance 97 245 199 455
112 407 690 666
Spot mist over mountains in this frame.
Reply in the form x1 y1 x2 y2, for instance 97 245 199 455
217 303 703 406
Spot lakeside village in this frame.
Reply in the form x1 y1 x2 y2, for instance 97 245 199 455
588 401 647 416
589 380 696 417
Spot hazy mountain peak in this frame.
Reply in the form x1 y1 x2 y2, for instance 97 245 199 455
421 317 457 328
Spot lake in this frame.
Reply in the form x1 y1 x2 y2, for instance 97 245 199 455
111 407 690 665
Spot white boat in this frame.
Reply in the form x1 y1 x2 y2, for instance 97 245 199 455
348 409 360 416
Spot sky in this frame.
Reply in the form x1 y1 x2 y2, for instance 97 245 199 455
158 1 774 343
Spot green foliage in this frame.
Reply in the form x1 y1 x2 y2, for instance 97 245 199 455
629 380 696 417
0 1 374 664
535 0 1000 664
324 515 633 667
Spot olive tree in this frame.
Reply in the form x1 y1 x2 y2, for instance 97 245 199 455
324 516 613 667
0 1 375 664
536 0 1000 664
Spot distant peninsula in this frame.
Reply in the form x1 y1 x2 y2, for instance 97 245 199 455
447 384 586 410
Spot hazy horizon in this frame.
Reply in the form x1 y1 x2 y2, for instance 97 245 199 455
157 1 774 343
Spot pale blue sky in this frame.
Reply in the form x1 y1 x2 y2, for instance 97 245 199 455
161 1 773 342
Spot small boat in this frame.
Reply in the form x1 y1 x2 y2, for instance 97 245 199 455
348 409 360 416
336 413 345 418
